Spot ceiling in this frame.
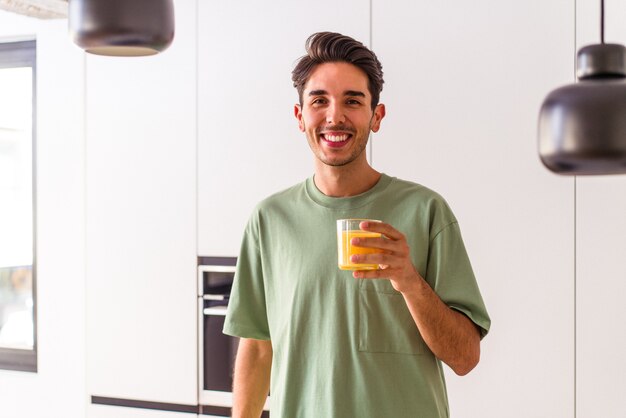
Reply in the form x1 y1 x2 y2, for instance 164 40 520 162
0 0 67 19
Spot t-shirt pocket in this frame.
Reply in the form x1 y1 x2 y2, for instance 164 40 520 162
358 279 427 355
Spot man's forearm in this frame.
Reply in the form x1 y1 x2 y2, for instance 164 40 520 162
400 274 481 376
232 338 272 418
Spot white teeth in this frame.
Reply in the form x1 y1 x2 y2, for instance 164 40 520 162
324 134 349 142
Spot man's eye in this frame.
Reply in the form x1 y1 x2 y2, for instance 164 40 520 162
347 99 362 105
312 98 327 105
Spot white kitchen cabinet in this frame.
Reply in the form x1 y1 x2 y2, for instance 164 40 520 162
576 1 626 416
372 0 575 416
576 177 626 418
89 404 197 418
197 0 370 256
85 0 198 406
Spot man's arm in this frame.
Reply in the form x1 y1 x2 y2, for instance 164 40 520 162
232 338 272 418
396 274 481 375
350 221 481 376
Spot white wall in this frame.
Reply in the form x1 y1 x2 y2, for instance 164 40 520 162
0 10 86 418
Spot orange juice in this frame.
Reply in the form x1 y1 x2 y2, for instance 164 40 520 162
337 230 383 270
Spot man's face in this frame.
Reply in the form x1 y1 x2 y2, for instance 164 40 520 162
294 62 385 168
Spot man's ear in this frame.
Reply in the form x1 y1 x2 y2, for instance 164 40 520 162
294 104 305 132
370 103 386 133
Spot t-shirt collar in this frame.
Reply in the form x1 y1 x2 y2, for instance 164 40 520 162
305 173 393 209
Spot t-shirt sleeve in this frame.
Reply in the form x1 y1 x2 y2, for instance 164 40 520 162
426 222 491 339
223 214 271 340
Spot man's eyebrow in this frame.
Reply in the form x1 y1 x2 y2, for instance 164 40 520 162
344 90 366 97
307 90 366 97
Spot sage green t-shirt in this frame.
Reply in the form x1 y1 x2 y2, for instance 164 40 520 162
224 174 491 418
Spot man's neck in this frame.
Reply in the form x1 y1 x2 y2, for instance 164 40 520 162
313 161 381 197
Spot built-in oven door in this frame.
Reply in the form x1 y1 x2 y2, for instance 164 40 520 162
198 261 269 416
198 262 237 409
201 302 239 399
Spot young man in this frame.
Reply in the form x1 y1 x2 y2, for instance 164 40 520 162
224 32 491 418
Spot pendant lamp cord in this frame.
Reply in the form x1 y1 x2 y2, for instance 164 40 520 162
600 0 605 44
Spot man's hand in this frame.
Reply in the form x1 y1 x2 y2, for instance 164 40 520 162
349 220 420 293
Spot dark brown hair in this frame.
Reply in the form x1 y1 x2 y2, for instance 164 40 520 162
292 32 384 110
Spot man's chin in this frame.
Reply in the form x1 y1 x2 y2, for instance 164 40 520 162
318 156 358 167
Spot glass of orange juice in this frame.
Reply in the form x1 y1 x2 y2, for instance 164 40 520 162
337 219 383 270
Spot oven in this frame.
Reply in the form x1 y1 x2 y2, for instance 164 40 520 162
198 257 269 417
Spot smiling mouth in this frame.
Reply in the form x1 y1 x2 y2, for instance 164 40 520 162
321 133 352 143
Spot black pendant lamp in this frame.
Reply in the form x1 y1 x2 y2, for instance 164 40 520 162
538 0 626 175
68 0 175 57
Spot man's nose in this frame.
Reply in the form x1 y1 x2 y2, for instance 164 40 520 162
326 103 346 125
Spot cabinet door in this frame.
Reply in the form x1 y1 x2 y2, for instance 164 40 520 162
576 177 626 417
197 0 370 256
372 0 575 417
85 0 197 405
576 1 626 416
